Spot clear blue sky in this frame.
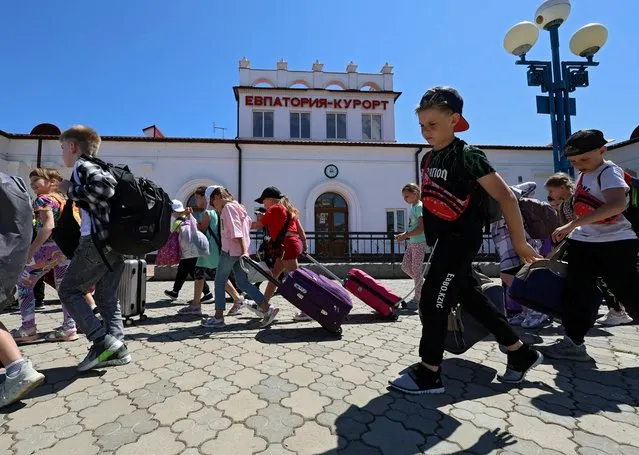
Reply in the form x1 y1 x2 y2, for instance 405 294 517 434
1 0 637 146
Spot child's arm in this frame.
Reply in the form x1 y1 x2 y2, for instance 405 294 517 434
198 212 210 232
478 173 541 263
67 162 116 204
553 187 627 241
295 218 308 252
28 210 54 260
398 216 424 241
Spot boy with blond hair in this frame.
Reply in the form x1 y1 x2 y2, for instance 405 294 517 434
57 125 130 371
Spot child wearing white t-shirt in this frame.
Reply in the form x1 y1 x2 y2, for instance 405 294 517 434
543 129 639 361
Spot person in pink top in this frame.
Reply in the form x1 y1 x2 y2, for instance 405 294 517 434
201 187 279 329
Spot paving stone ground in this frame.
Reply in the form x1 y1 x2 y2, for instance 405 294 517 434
1 278 638 455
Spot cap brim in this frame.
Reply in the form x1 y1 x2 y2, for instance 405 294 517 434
255 197 265 204
454 115 469 133
605 138 616 145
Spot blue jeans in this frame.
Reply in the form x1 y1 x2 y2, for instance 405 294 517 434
58 236 125 342
215 252 264 312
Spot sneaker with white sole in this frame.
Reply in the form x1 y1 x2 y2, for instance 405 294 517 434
202 316 226 328
508 312 526 326
227 301 243 316
245 301 265 318
201 293 215 304
293 312 313 322
0 360 45 408
540 336 592 362
388 363 445 395
497 344 543 383
10 326 39 343
44 325 79 342
598 309 633 326
77 334 129 372
260 306 279 328
521 311 551 329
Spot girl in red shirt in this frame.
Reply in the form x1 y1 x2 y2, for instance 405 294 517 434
252 187 310 321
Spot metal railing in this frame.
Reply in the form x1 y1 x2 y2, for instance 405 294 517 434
250 231 497 264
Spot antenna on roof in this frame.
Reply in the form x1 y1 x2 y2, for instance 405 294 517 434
213 122 227 139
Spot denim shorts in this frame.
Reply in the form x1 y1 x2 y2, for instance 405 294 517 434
194 266 215 280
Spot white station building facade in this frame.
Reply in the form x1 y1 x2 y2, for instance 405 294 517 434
2 58 639 257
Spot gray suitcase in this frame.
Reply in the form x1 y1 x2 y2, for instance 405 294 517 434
117 258 148 326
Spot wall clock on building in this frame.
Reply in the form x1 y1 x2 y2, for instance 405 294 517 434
324 164 339 179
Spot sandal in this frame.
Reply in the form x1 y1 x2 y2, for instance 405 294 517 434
10 326 39 343
177 305 202 315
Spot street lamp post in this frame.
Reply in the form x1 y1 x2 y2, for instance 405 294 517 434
504 0 608 177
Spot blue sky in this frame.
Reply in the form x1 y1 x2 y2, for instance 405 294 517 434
1 0 637 146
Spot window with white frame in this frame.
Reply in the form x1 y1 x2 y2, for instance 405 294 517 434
362 114 382 141
326 113 346 139
290 112 311 139
386 209 406 232
253 111 274 138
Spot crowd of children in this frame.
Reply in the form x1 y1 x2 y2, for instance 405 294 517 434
2 86 638 408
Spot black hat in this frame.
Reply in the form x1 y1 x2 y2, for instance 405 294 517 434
564 129 615 156
255 186 283 204
418 86 469 132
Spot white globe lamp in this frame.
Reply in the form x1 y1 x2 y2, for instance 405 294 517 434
534 0 571 30
570 23 608 57
504 21 540 56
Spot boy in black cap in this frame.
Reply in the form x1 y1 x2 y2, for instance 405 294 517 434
543 129 639 361
389 86 543 395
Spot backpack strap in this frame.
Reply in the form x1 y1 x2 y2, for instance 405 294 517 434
272 211 292 249
595 165 613 189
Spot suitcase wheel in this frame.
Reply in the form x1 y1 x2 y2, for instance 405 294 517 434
124 318 135 327
400 300 407 309
388 313 399 322
139 314 148 322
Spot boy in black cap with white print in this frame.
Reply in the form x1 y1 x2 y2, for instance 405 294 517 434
389 86 543 395
542 129 639 361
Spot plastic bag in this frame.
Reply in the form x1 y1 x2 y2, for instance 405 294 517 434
179 214 210 259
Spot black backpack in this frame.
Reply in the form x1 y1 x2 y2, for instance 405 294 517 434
84 156 172 257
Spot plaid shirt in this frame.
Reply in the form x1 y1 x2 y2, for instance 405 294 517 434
67 156 117 244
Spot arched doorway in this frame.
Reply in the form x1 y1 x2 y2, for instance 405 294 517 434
315 192 349 258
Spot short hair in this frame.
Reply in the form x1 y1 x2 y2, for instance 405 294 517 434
402 183 420 196
59 125 101 157
211 187 235 202
414 103 453 116
44 168 63 182
29 168 59 181
194 186 207 197
545 172 574 190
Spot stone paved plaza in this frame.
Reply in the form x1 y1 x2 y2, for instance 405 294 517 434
1 278 638 455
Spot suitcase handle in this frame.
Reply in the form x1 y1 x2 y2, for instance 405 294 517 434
241 256 282 287
301 253 344 284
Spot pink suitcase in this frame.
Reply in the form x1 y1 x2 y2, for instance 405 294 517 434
303 254 402 320
344 268 401 319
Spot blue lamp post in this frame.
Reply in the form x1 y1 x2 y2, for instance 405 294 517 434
504 0 608 177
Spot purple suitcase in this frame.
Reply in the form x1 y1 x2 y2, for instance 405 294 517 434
243 257 352 335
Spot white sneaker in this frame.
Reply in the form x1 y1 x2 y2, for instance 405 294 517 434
244 301 264 318
260 307 280 328
0 360 45 408
293 312 313 322
521 311 551 329
227 301 243 316
202 316 226 329
598 309 633 326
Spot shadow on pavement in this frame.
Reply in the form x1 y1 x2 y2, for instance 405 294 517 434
531 363 639 418
316 358 533 454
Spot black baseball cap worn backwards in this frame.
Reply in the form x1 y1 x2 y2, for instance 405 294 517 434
255 186 284 204
418 86 470 132
564 129 615 157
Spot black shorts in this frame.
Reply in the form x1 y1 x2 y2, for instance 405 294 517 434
194 266 215 281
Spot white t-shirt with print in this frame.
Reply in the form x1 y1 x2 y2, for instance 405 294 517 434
72 161 93 237
569 160 636 243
